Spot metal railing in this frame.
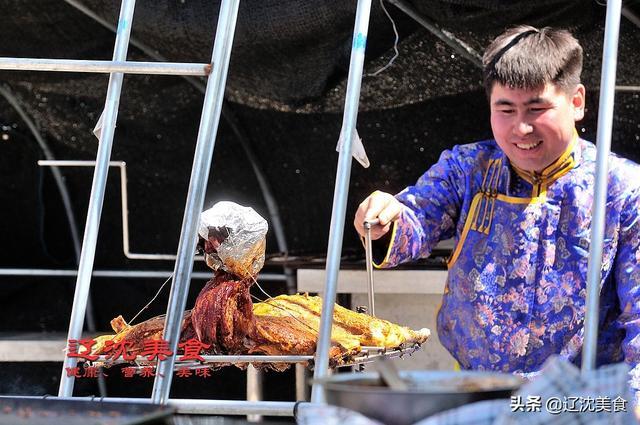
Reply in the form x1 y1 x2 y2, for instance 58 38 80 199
37 160 201 261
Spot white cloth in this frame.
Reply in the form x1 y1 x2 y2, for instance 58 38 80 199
336 127 370 168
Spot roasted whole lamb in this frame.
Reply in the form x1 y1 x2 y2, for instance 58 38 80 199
91 202 429 367
92 271 430 367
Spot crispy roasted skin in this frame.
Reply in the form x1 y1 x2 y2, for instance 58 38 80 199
252 296 359 354
247 315 346 361
245 294 430 368
191 271 255 353
248 316 316 355
251 294 430 349
93 311 194 355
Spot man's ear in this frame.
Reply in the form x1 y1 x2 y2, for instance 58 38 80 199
572 84 586 122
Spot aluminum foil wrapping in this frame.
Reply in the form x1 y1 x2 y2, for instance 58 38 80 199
198 201 268 279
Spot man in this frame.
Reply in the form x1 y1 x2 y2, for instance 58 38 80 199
354 25 640 398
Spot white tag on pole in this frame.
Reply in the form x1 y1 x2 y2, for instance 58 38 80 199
92 109 106 141
336 128 370 168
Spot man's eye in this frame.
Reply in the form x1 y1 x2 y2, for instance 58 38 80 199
498 109 514 114
530 107 547 113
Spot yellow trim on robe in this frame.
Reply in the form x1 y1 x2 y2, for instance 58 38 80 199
495 194 542 204
447 192 483 268
512 132 578 188
373 219 399 269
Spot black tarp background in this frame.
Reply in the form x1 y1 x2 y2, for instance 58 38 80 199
1 0 639 400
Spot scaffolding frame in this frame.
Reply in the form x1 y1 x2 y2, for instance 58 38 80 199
0 0 625 417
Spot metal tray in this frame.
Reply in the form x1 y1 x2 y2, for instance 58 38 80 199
0 397 174 425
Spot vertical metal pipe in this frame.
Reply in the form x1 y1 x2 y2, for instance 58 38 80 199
311 0 372 404
582 0 622 372
246 365 263 422
622 6 640 28
295 363 308 401
58 0 136 397
151 0 240 404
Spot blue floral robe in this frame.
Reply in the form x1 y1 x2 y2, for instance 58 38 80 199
376 135 640 395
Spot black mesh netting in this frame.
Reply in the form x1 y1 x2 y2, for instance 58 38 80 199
1 0 603 112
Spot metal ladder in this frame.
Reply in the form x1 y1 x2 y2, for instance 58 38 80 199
0 0 299 415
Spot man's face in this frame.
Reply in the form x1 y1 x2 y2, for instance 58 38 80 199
489 82 585 173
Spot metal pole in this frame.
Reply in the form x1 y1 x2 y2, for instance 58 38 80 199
166 399 293 416
295 363 309 401
622 6 640 28
0 58 208 76
385 0 482 68
612 85 640 92
582 0 622 372
151 0 240 404
0 396 295 416
311 0 372 404
38 160 198 261
246 365 263 422
58 0 136 397
0 268 285 281
93 354 312 363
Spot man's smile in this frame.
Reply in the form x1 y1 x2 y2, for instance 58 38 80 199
515 140 543 150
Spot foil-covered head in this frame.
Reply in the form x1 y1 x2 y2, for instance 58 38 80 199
198 201 268 279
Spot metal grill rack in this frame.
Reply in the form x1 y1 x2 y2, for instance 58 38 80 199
86 343 423 371
0 0 628 419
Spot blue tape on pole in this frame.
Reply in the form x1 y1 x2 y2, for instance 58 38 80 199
353 33 367 49
117 19 128 34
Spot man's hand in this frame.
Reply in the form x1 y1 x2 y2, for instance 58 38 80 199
354 191 403 239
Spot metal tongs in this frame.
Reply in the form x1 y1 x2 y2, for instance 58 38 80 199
363 218 380 317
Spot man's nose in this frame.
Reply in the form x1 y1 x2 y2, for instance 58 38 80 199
513 118 533 136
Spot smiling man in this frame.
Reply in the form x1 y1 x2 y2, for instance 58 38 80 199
489 81 585 173
355 26 640 402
